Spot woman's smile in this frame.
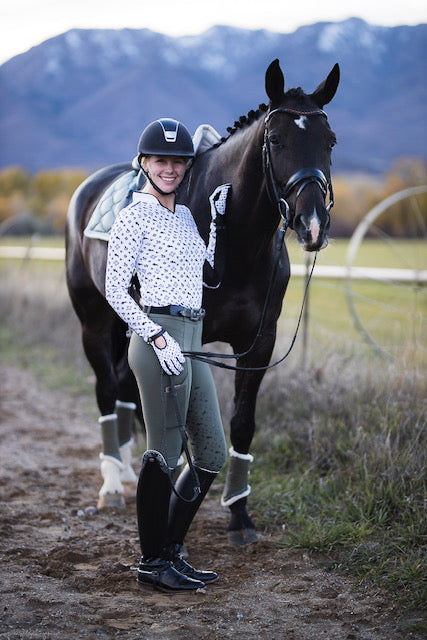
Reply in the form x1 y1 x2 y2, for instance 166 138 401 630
147 156 187 193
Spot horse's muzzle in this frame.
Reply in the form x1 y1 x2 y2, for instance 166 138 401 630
293 207 330 252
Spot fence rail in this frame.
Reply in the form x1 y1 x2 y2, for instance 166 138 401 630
1 245 426 283
0 246 65 260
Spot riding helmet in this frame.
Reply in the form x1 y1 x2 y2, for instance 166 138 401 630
137 118 194 160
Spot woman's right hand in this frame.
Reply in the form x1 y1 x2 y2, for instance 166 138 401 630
151 331 185 376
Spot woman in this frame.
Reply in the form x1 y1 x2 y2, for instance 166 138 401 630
105 118 229 593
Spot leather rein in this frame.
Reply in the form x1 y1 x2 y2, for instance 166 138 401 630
183 106 334 372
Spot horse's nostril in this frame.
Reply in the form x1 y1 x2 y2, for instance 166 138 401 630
296 220 311 239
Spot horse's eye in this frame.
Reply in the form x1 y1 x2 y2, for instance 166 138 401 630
328 138 336 151
269 135 281 147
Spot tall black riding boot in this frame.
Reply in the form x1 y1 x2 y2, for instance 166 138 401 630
165 464 219 584
136 451 205 593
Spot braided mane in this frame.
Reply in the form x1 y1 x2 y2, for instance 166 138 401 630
212 87 307 148
212 103 268 148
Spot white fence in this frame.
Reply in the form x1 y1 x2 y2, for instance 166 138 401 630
1 245 426 283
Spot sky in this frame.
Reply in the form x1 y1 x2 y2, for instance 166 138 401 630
1 0 426 65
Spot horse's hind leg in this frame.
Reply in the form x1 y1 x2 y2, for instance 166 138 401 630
69 283 130 509
81 321 128 508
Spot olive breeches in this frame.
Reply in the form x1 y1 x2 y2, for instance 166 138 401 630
128 314 227 472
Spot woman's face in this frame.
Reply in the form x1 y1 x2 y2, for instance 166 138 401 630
143 155 187 193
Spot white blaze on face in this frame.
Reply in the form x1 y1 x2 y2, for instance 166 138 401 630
309 208 321 245
294 115 307 130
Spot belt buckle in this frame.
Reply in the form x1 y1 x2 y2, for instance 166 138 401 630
190 308 205 321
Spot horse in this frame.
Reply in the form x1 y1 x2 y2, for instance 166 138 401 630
65 59 339 544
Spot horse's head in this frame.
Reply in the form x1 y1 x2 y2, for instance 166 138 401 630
264 59 339 251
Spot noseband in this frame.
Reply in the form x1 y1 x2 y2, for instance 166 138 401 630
262 107 334 226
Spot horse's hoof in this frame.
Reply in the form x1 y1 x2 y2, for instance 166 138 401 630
243 527 258 543
97 492 125 510
228 527 258 546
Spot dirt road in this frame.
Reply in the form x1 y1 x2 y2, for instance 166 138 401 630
0 365 421 639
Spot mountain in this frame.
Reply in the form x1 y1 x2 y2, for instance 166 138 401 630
0 19 426 174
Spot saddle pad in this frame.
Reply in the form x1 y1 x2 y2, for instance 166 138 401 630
83 124 222 242
84 168 144 241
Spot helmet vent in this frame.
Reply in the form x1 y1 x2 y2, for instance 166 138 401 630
137 118 194 158
158 118 179 143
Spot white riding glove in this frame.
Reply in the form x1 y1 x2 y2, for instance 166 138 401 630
151 331 185 376
209 183 230 226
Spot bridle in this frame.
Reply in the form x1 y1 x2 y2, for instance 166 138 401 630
262 106 335 229
183 106 335 372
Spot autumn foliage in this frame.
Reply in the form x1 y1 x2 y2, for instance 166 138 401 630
0 159 425 237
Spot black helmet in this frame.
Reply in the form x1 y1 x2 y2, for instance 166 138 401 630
137 118 194 159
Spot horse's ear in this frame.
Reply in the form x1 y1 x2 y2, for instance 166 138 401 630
311 63 340 107
265 59 285 104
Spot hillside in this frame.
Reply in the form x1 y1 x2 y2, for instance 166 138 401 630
0 19 426 173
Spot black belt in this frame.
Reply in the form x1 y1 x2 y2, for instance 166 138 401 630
141 304 205 321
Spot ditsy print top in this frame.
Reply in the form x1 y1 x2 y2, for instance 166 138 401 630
105 192 218 341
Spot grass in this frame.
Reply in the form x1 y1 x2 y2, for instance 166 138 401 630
283 235 427 368
0 256 94 397
1 238 426 628
245 339 426 623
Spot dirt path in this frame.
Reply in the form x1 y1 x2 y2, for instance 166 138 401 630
0 365 421 640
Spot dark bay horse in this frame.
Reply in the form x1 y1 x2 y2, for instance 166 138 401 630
66 59 339 543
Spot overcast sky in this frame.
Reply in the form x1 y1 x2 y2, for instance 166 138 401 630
1 0 426 64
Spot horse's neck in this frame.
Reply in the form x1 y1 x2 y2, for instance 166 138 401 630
215 124 279 262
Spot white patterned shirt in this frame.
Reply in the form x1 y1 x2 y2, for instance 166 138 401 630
105 191 219 341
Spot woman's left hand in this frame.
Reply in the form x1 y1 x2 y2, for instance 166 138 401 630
151 331 185 376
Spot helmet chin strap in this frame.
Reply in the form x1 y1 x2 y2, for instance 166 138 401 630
141 166 177 197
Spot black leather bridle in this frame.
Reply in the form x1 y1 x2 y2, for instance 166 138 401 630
183 106 335 372
262 106 335 229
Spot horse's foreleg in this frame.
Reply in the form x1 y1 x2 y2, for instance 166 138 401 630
223 334 275 545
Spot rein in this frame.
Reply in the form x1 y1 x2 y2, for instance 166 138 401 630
161 372 201 502
184 252 317 373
